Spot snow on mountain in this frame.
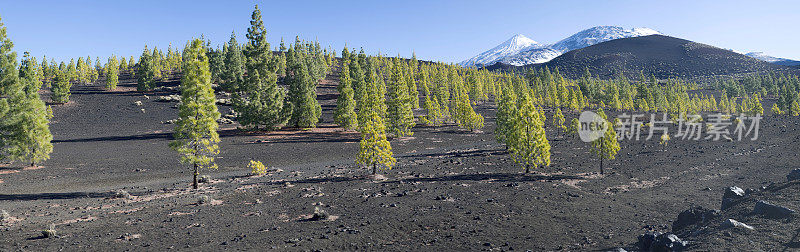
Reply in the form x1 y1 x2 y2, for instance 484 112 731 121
499 47 562 66
549 26 660 52
460 34 542 67
745 52 800 66
463 26 662 66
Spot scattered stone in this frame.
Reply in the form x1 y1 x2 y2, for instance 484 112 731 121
197 195 211 205
41 224 57 238
215 98 232 105
607 248 627 252
198 175 211 184
721 219 753 230
310 207 329 221
672 206 719 232
651 233 688 251
638 232 687 251
637 231 660 251
156 95 181 102
113 190 133 200
753 200 795 218
133 101 142 106
787 169 800 181
216 118 234 124
721 186 745 210
0 210 9 223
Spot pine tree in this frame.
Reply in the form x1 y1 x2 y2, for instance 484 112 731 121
232 5 290 130
334 58 358 129
495 80 518 145
76 57 88 84
169 39 221 190
136 46 157 91
0 30 53 166
553 107 566 131
568 117 580 136
507 93 550 173
105 55 119 90
385 58 415 137
406 55 419 109
88 56 99 83
51 68 72 103
771 103 784 115
590 109 620 174
11 51 52 166
119 56 128 74
286 46 321 128
356 64 395 175
791 100 800 116
67 58 77 83
451 68 484 131
420 66 442 126
221 31 245 92
129 57 135 73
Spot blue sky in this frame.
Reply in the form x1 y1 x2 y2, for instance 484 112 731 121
1 0 798 63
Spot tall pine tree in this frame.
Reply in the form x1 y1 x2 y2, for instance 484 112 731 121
385 57 415 137
232 5 290 130
334 58 358 129
169 39 221 189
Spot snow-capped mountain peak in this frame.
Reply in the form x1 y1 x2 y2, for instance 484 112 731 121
745 52 800 66
463 26 662 67
460 34 541 67
746 52 780 62
549 26 661 52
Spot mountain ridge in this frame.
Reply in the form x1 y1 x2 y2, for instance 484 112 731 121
461 26 661 67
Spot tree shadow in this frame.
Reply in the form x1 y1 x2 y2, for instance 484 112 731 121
782 228 800 252
403 148 506 159
0 191 114 201
386 172 583 184
53 132 173 143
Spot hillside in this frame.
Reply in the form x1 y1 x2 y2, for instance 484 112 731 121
488 35 798 79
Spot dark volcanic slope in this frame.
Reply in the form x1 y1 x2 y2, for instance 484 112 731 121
488 35 797 79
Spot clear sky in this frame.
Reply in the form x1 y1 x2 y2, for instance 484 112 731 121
1 0 798 64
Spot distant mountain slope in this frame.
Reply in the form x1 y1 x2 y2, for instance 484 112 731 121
460 34 541 67
746 52 800 67
461 26 660 67
487 35 797 79
500 26 660 65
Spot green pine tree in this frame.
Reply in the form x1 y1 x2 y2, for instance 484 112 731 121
356 63 395 175
590 109 620 174
105 55 119 90
221 31 245 92
451 68 483 131
385 58 415 137
286 46 321 128
334 58 358 129
169 38 221 190
136 46 157 91
0 37 53 166
232 5 290 130
51 68 72 103
507 93 550 173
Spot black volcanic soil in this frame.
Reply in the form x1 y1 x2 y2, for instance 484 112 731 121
1 73 799 251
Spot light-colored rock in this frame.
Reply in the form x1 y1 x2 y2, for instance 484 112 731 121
722 219 753 230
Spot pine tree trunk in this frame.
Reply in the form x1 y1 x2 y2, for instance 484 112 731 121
193 163 199 189
600 139 604 175
525 164 530 174
372 163 377 175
